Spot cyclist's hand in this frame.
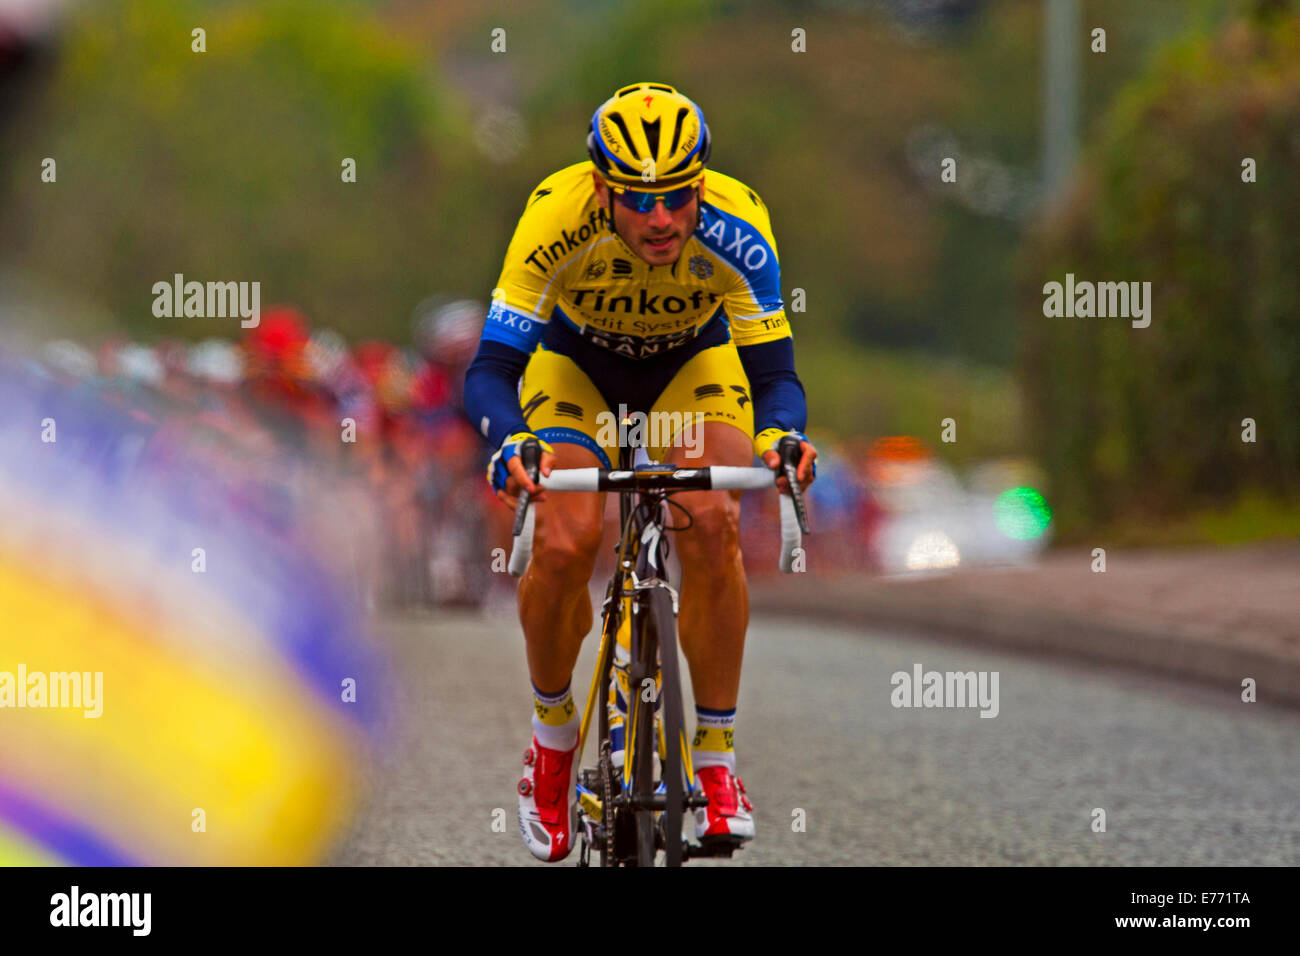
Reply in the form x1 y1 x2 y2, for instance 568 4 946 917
498 448 555 508
757 429 817 495
487 432 555 509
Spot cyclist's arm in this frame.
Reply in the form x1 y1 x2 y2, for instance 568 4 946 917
736 336 807 451
739 336 816 489
700 180 808 455
463 338 532 451
464 172 568 450
463 335 556 506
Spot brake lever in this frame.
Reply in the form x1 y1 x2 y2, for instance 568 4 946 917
512 438 542 536
777 435 811 534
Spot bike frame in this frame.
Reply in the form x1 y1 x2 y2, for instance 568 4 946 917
574 443 698 865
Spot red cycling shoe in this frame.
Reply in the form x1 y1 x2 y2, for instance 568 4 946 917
517 734 579 862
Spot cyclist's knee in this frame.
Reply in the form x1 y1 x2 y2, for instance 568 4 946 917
526 440 604 582
533 501 603 582
675 498 741 566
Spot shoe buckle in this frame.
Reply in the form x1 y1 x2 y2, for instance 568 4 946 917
734 777 753 812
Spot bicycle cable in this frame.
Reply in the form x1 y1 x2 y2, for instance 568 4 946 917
628 493 694 535
660 494 695 533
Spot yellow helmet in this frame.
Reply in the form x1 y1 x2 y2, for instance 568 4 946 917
586 82 712 190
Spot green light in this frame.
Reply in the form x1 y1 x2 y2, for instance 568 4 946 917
994 487 1052 540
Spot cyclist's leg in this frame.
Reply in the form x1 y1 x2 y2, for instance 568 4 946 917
518 441 603 690
513 347 618 862
515 346 617 697
646 344 755 712
658 420 751 709
648 344 758 841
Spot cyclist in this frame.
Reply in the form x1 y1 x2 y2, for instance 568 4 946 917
464 83 817 862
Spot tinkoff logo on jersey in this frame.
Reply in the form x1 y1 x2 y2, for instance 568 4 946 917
524 208 610 274
571 287 720 316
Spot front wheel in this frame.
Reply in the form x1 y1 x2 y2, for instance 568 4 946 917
628 601 658 867
628 586 684 866
646 587 685 866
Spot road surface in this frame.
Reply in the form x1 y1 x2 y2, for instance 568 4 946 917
333 604 1300 866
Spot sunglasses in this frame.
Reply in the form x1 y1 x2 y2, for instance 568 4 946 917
612 184 698 214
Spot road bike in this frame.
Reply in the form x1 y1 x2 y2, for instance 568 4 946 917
508 433 808 866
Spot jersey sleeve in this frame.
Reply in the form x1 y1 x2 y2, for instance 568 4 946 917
736 336 808 446
480 179 562 354
696 184 791 348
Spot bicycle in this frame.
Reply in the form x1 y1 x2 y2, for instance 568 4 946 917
507 432 809 866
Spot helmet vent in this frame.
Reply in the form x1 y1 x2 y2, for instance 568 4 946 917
668 107 689 155
608 112 639 159
642 118 661 158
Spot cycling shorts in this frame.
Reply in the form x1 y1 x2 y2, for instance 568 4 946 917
517 341 755 468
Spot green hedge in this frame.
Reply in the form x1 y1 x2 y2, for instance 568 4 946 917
1020 12 1300 533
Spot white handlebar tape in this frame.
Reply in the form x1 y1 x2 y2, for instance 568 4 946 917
778 493 802 574
508 505 535 577
538 468 601 491
708 466 778 490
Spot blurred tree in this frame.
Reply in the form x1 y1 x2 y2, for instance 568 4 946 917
0 0 475 339
1021 10 1300 532
0 0 1251 460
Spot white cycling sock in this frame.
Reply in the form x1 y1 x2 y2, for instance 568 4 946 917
531 681 578 751
691 705 736 773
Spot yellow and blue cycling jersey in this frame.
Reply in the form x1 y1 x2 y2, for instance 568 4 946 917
482 161 791 358
465 161 807 466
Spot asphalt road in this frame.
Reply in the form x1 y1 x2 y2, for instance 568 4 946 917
332 602 1300 866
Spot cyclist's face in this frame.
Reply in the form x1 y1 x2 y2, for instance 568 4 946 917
594 173 700 266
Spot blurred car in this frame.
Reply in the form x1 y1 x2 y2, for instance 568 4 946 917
866 437 1051 575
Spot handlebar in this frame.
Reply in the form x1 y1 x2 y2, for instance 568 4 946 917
508 436 811 577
